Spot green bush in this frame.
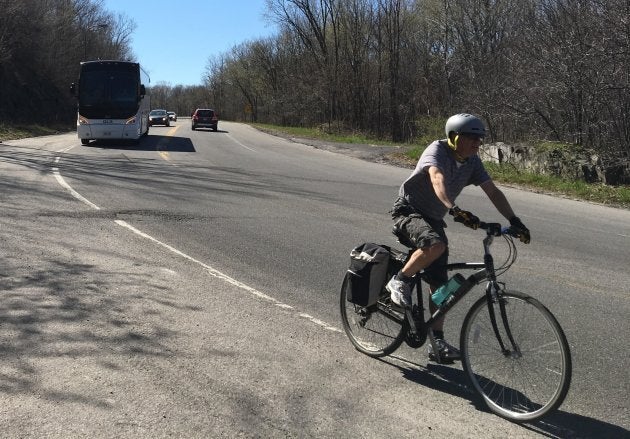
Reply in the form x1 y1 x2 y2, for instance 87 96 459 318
414 116 444 147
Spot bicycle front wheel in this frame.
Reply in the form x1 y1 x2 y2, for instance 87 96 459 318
461 291 572 422
340 274 407 357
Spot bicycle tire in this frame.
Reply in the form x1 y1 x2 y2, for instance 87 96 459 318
460 291 572 422
339 273 407 357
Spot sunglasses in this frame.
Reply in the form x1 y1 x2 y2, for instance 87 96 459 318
459 133 484 141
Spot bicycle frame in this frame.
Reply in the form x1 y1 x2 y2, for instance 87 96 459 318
395 223 521 360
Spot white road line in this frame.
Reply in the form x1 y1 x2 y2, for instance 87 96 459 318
226 133 258 152
115 219 282 304
53 157 101 210
52 154 342 334
298 313 342 332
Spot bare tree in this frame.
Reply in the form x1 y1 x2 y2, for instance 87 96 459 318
336 0 376 130
377 0 406 141
0 0 137 124
266 0 344 127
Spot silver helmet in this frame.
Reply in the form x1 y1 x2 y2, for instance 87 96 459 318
445 113 486 138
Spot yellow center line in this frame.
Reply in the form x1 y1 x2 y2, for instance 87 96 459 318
157 125 181 161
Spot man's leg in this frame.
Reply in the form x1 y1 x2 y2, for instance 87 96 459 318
427 285 461 363
388 214 447 308
428 284 444 329
400 242 446 278
423 244 461 362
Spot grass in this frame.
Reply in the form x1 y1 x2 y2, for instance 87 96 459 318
3 121 628 209
251 123 398 146
484 162 630 208
0 123 72 141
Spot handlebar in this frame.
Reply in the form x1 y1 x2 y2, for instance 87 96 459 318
479 222 516 238
476 222 521 276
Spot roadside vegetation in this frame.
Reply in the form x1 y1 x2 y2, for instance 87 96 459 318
0 124 73 142
251 123 398 146
483 163 630 208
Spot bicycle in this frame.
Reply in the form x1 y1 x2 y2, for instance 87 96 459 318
340 221 572 423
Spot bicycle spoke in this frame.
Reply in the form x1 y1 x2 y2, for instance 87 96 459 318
461 292 571 422
340 275 406 357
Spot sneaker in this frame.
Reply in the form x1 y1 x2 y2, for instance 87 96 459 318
428 338 461 363
386 276 412 308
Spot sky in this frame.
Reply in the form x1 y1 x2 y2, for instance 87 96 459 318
101 1 279 87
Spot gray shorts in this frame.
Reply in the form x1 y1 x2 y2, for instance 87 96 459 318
393 214 449 286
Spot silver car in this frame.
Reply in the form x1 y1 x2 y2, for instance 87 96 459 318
149 109 170 126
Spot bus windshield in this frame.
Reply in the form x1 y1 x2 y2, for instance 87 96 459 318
79 64 140 119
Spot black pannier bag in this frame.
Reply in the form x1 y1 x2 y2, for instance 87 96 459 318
346 243 391 306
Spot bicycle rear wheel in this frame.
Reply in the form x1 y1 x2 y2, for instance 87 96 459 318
340 273 407 357
461 291 572 422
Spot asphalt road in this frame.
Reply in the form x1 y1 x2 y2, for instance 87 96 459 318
0 121 628 438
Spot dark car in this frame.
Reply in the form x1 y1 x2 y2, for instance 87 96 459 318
191 108 218 131
149 109 170 126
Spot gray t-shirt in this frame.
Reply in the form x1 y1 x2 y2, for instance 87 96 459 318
399 140 490 220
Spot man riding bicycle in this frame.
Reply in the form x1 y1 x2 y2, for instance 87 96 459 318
386 113 530 362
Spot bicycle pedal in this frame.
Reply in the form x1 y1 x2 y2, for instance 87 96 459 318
428 353 457 365
390 300 408 310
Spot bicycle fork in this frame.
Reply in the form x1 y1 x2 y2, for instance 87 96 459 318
486 281 522 358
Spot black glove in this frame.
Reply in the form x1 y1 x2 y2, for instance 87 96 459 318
449 205 480 230
509 216 531 244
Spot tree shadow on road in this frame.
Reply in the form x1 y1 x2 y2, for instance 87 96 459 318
0 189 204 411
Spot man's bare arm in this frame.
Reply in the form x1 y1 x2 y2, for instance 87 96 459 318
480 179 516 220
428 166 455 209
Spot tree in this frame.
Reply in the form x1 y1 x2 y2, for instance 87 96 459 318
0 0 136 124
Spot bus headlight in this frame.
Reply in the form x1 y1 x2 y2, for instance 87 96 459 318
126 116 137 125
78 115 89 125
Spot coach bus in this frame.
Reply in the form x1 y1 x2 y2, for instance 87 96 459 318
71 60 150 145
